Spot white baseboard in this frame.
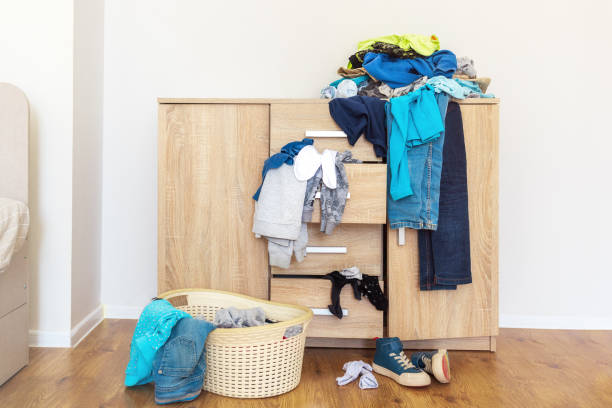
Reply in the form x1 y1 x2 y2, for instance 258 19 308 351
103 304 143 319
70 304 104 347
500 314 612 330
29 329 71 348
29 304 104 348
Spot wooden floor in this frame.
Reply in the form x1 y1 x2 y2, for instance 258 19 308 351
1 320 611 407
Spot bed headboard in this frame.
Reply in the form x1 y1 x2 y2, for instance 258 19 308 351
0 83 29 203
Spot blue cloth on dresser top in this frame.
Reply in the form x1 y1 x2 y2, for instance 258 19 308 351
328 95 387 158
427 76 495 99
454 78 495 98
125 299 191 386
362 50 457 89
329 75 369 88
253 138 314 201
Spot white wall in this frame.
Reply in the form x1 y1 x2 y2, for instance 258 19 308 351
100 0 612 328
0 1 75 335
71 0 105 337
1 0 106 346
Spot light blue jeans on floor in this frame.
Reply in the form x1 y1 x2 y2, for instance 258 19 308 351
388 92 450 230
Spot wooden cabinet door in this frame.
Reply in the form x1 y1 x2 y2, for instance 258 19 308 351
158 104 270 298
387 101 499 340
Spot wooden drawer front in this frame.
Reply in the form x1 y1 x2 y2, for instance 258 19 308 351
271 278 383 339
309 163 386 224
270 103 381 162
271 224 382 276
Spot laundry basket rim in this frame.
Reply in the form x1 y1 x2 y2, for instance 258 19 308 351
159 287 313 333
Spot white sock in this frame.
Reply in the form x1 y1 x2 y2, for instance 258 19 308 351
293 145 322 181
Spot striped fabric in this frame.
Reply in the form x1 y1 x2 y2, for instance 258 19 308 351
0 197 29 273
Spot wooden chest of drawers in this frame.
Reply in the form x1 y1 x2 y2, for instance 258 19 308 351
158 98 500 350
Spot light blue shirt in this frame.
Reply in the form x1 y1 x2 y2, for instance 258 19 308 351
427 76 495 99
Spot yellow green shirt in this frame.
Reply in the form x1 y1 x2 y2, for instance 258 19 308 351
357 34 440 56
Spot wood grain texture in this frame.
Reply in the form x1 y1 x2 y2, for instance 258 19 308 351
309 164 387 224
270 103 381 162
271 224 383 276
271 278 383 339
388 103 499 340
305 336 495 351
159 97 501 105
158 104 270 298
1 321 610 408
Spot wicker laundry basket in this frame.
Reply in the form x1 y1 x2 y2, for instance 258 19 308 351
159 288 313 398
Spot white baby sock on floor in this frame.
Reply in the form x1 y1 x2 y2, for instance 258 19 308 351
336 360 379 389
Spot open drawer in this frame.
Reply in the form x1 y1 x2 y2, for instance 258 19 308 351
270 278 383 339
271 224 382 276
270 103 382 162
308 163 386 224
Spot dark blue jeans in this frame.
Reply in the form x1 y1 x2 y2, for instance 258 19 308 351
152 317 216 404
418 102 472 290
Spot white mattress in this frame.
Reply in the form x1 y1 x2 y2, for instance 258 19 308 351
0 198 29 273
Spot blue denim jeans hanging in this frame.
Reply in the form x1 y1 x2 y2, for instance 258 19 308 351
387 91 450 230
418 102 472 290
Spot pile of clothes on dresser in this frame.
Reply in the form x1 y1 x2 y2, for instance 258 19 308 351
124 298 302 404
320 34 493 291
321 33 493 101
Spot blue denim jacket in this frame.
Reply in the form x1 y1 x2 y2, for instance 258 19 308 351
152 317 216 405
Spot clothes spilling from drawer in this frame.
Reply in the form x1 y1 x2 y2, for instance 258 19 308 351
322 33 495 291
252 140 361 268
323 267 388 319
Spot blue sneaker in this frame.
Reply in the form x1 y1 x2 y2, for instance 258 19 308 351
372 337 431 387
411 349 451 383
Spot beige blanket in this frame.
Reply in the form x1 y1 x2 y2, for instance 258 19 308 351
0 198 29 273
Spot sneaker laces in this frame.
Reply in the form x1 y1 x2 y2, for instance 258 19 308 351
390 351 416 371
422 356 432 372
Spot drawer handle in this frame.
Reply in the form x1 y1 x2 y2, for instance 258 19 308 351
315 191 350 199
306 246 347 254
311 308 348 316
305 130 347 138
